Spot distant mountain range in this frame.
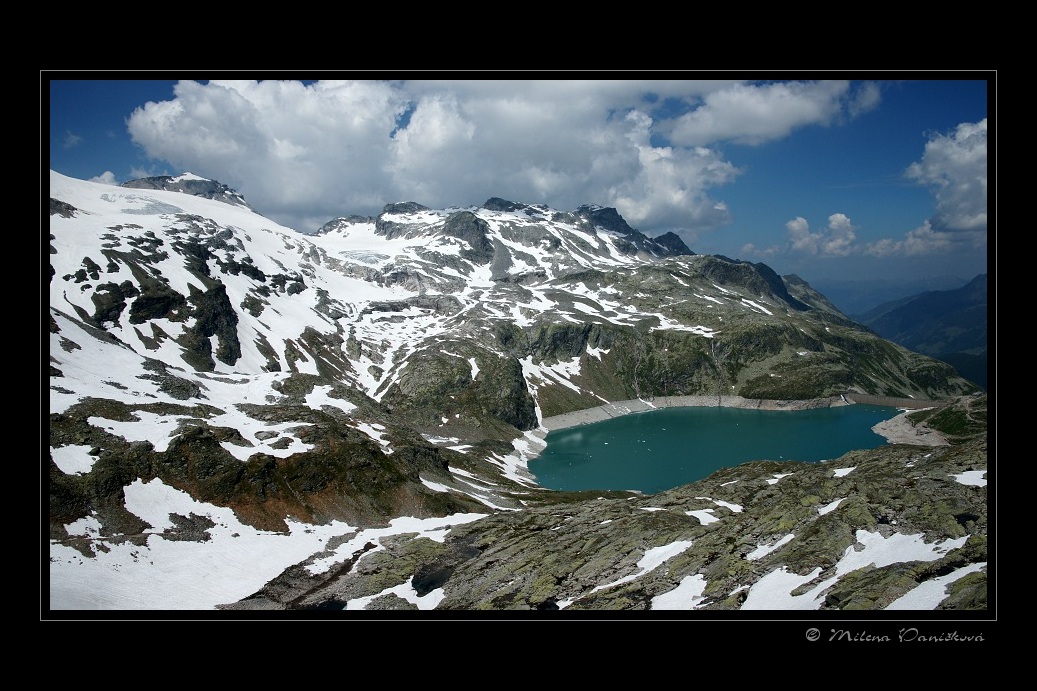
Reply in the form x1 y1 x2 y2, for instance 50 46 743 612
809 276 971 317
47 171 987 614
853 274 988 390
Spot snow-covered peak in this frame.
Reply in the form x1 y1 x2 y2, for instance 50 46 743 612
170 172 210 183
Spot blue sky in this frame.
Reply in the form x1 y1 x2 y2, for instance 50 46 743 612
46 75 991 285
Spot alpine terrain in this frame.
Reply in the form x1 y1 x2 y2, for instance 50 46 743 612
47 171 988 613
854 274 988 391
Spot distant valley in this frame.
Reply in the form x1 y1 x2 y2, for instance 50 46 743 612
809 275 971 317
851 274 988 390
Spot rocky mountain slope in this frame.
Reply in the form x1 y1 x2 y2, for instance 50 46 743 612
226 395 987 612
854 274 988 390
119 172 255 212
810 275 969 317
47 171 987 612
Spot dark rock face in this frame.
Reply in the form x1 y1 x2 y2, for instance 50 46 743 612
482 197 526 212
129 283 188 324
376 203 430 238
89 281 138 326
121 175 254 211
139 359 204 400
752 261 811 311
476 357 538 430
701 256 778 298
178 283 241 370
652 231 694 255
48 396 488 538
524 322 601 361
50 198 78 218
576 204 638 236
441 211 494 265
382 202 429 215
316 215 376 235
574 204 690 257
381 346 538 434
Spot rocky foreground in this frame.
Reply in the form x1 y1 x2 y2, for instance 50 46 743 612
221 395 987 612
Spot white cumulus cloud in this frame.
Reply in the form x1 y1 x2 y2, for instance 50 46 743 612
785 213 858 257
905 118 988 234
124 79 878 238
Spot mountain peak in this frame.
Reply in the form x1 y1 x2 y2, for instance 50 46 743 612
381 201 429 215
170 172 211 183
574 204 634 235
120 173 254 212
482 197 526 212
651 231 694 256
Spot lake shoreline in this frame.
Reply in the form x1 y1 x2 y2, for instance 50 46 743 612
538 395 950 447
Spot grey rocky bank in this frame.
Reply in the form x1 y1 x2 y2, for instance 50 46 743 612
222 394 987 611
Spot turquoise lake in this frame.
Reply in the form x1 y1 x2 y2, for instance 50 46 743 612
528 404 899 494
